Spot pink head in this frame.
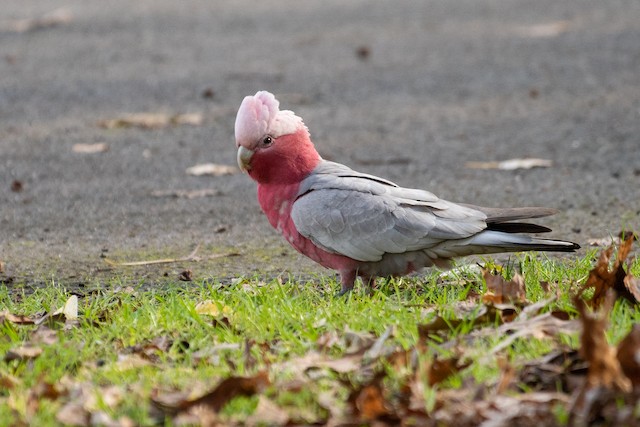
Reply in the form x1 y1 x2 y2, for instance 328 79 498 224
235 91 321 184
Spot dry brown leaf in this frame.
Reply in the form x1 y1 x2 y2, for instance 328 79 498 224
622 274 640 304
99 112 202 129
518 348 586 393
278 351 364 377
114 354 153 370
428 356 471 386
0 311 36 325
5 345 43 362
488 312 580 355
56 401 90 427
574 296 631 392
3 8 73 33
482 269 527 305
31 325 60 346
362 325 397 362
419 304 508 339
580 237 639 307
27 378 67 416
152 372 270 416
72 143 109 154
185 163 238 177
0 373 20 390
245 395 290 426
178 269 193 282
495 357 516 394
465 158 552 170
514 20 570 38
195 300 232 318
616 324 640 388
150 189 220 199
348 374 393 422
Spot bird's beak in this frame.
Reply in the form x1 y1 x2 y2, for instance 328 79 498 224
237 146 254 172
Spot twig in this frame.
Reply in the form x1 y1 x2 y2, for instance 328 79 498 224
104 244 239 267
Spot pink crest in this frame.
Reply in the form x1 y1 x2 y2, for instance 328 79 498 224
235 91 304 146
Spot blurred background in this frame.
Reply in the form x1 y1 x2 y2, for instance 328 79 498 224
1 0 639 282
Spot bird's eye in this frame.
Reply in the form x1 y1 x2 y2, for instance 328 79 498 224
262 136 273 146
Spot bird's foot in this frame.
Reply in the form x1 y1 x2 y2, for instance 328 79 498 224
336 284 354 297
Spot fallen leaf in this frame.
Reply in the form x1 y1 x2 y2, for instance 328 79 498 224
488 312 580 355
616 324 640 388
362 325 397 363
185 163 238 177
622 274 640 304
99 112 202 129
5 345 43 362
580 237 639 307
178 270 193 282
0 373 19 390
348 374 393 421
0 311 35 325
279 351 364 377
195 300 221 317
518 348 586 393
465 158 552 170
514 20 570 38
574 296 631 391
418 304 506 338
150 189 220 199
36 295 79 325
428 356 471 386
56 402 90 427
27 378 66 416
495 357 516 393
114 354 152 370
72 143 109 154
245 395 290 426
482 269 527 305
151 372 270 415
3 8 73 33
31 325 60 346
61 295 79 320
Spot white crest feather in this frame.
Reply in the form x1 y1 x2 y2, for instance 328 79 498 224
235 91 305 146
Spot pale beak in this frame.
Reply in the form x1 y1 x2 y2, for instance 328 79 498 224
237 146 254 172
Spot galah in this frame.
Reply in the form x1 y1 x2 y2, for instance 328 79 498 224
234 91 579 294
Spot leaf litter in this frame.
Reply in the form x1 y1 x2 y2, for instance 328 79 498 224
99 112 203 129
3 240 640 425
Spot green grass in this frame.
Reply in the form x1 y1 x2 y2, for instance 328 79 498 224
1 250 638 425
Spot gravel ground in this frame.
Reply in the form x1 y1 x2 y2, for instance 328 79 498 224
1 0 639 284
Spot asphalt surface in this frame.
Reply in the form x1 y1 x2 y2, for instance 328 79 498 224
1 0 639 284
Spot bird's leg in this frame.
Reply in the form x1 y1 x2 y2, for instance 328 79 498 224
361 275 377 289
337 270 357 296
361 275 377 296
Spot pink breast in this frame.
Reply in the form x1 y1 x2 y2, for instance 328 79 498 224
258 183 359 272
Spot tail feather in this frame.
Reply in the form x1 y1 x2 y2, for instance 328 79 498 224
467 230 580 252
460 204 558 223
486 222 552 234
434 230 580 259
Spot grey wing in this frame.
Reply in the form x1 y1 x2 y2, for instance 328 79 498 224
291 164 488 262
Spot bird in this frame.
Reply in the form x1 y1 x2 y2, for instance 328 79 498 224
234 91 580 294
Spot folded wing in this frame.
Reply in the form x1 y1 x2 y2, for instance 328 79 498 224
291 161 489 262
